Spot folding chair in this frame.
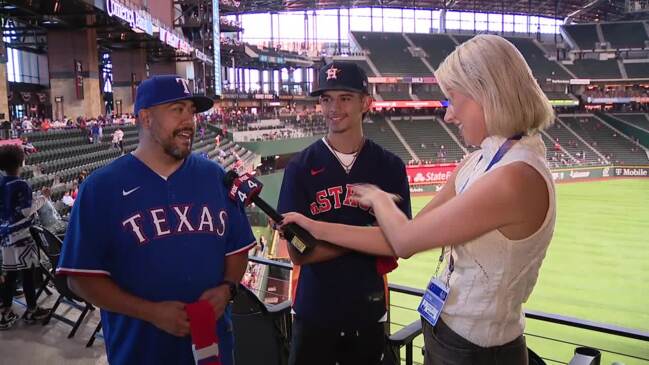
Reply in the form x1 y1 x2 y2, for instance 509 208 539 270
30 225 96 338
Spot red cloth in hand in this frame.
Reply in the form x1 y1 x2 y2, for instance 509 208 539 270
376 256 399 275
186 300 221 365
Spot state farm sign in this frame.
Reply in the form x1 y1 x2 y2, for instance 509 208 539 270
406 164 457 186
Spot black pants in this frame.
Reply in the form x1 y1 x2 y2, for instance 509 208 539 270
422 319 528 365
1 267 38 310
289 318 386 365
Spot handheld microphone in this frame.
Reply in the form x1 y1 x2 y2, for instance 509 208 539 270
223 170 315 254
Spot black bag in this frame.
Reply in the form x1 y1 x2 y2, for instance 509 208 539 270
528 348 546 365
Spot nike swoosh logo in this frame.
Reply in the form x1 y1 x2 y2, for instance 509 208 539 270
122 187 140 196
311 168 325 176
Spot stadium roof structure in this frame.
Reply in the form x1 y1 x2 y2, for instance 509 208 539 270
221 0 633 23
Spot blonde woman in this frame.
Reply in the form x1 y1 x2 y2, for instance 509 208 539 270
281 34 556 364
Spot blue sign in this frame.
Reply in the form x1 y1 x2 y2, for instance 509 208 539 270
212 2 222 97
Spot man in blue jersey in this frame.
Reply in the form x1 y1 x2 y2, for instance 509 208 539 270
57 75 256 365
277 62 412 364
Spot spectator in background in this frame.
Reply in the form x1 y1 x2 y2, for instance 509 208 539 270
91 122 100 144
20 137 37 155
61 189 75 208
77 170 88 185
0 120 11 140
51 119 66 129
112 128 124 154
0 145 50 330
36 187 67 235
21 118 33 133
41 119 51 132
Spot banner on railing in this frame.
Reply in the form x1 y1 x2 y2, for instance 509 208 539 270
373 100 443 109
613 166 649 177
587 97 649 104
406 164 457 186
408 164 649 191
551 165 649 181
368 76 437 84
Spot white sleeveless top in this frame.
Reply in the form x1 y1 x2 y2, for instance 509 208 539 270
439 134 556 347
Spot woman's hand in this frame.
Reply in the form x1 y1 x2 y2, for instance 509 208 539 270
280 212 321 240
351 184 402 208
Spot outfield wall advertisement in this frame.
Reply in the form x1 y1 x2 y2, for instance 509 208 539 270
407 164 649 193
406 164 457 186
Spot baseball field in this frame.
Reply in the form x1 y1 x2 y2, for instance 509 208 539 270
389 179 649 364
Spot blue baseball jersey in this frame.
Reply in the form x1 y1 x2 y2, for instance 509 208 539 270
57 153 256 365
278 138 411 328
0 176 34 246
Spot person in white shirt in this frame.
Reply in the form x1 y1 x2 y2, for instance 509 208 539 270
56 119 68 129
21 119 33 132
112 128 124 153
280 34 556 365
61 191 75 207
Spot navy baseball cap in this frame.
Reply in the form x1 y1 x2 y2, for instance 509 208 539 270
310 62 369 97
134 75 214 116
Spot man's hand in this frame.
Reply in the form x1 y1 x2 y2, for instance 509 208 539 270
199 285 231 321
148 301 190 337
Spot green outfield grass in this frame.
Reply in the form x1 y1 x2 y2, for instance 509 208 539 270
388 179 649 364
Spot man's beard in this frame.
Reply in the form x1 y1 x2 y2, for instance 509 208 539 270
151 121 194 160
162 136 193 160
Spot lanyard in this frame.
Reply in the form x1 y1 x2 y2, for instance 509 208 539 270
459 134 523 193
437 134 524 285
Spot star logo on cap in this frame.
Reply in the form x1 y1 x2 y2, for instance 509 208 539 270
326 67 340 80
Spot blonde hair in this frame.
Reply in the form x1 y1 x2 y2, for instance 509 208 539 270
435 34 554 137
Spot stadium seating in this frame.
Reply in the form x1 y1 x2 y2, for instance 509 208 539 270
406 33 457 69
392 118 465 163
566 59 621 79
452 34 473 44
23 128 86 143
412 85 445 100
19 123 256 216
363 117 411 161
612 113 649 129
563 24 599 50
624 62 649 78
352 31 431 76
544 91 572 100
343 59 376 76
560 115 649 165
379 89 412 101
442 123 479 154
31 135 88 151
404 33 570 81
600 21 649 49
505 37 571 80
545 120 602 165
27 143 107 164
540 132 577 168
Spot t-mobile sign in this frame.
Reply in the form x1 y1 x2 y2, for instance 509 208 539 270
212 2 222 97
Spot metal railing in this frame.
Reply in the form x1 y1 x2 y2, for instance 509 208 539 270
247 256 649 365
